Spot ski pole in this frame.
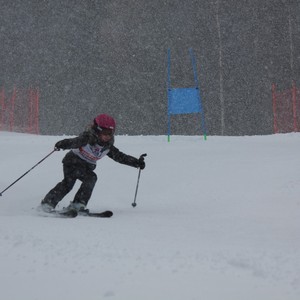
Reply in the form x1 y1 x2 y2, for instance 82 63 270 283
0 149 56 196
132 153 147 208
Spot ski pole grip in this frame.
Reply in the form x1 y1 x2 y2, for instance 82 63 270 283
140 153 147 159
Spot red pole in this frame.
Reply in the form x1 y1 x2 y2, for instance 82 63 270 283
28 88 33 133
272 83 278 134
10 87 17 132
35 88 39 134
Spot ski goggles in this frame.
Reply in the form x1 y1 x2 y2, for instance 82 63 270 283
96 127 114 137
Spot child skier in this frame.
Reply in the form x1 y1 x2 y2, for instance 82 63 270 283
41 114 146 214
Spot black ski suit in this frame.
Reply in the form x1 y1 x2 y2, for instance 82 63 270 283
43 128 143 208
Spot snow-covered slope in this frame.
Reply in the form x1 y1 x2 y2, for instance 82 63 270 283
0 132 299 300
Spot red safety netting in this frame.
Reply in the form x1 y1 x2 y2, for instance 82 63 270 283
272 82 300 133
0 86 39 134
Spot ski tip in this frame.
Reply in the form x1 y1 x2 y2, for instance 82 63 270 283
106 210 113 217
85 210 113 218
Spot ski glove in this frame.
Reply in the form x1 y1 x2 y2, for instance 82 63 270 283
137 156 146 170
55 140 68 150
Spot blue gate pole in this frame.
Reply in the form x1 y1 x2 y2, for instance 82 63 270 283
189 48 207 140
167 48 171 142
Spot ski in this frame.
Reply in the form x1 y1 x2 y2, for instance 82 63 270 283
37 206 112 218
78 210 113 218
52 209 78 218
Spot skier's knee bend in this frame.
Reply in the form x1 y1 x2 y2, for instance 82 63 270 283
91 172 97 184
86 172 97 186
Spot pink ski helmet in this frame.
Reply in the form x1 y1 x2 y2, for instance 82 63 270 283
94 114 116 131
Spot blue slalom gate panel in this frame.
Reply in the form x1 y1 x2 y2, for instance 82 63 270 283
167 48 207 141
168 87 201 115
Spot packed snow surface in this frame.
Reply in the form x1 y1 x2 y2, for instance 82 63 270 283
0 132 299 300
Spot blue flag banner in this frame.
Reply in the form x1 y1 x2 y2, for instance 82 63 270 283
167 48 207 141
